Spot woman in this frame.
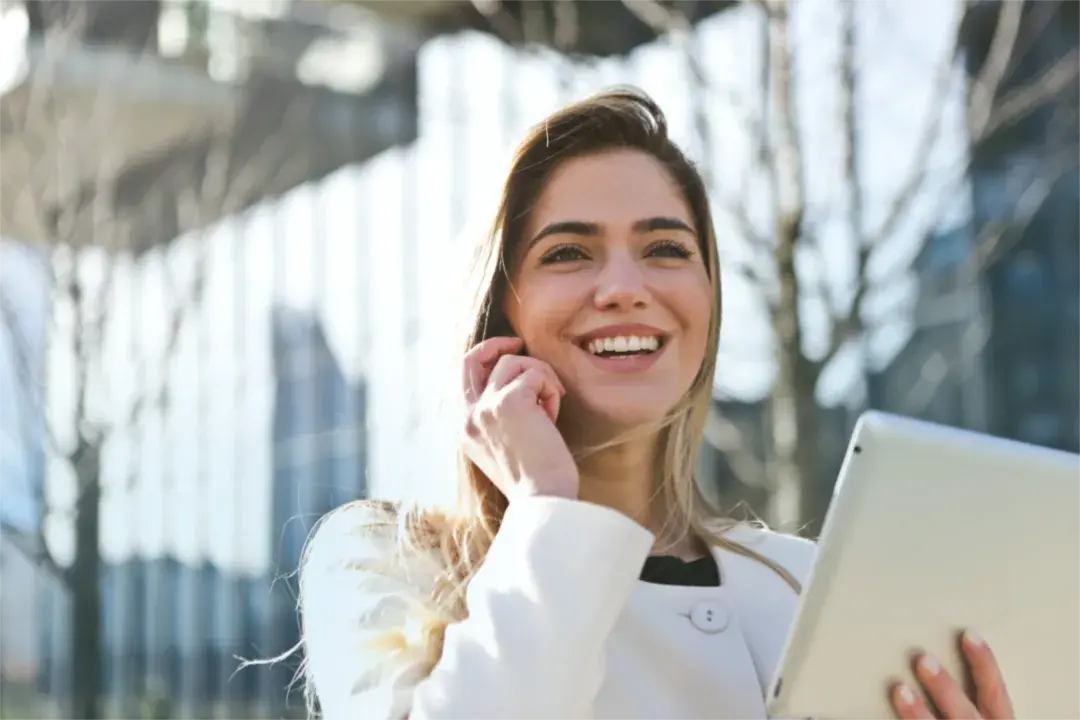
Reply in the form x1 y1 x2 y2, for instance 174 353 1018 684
299 88 1014 719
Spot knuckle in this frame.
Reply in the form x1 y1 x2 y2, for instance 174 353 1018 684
497 387 532 411
513 369 540 389
493 389 521 412
462 414 481 439
494 355 519 371
477 396 501 419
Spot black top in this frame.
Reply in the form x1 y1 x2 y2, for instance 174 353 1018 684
639 554 721 587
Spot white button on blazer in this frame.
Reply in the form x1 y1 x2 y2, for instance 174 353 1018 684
302 496 817 719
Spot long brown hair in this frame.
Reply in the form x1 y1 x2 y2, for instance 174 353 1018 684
299 86 799 708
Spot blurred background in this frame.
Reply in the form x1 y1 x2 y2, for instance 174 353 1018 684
0 0 1075 717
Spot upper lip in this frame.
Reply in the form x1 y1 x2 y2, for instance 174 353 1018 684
574 323 670 346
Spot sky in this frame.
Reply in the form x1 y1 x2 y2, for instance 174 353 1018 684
0 0 970 574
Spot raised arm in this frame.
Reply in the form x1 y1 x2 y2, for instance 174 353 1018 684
301 496 654 719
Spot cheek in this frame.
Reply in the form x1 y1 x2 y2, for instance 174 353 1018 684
665 271 713 337
670 274 714 371
511 276 587 349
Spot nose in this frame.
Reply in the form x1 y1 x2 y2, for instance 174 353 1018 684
593 251 650 311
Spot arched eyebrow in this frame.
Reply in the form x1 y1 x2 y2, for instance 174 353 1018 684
527 216 695 252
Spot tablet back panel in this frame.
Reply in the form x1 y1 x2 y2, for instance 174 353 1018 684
767 411 1080 720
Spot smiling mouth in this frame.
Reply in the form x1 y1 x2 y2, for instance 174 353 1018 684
580 334 666 358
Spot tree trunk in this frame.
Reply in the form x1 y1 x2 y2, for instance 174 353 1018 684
765 0 823 533
768 206 822 530
768 353 826 532
69 446 103 720
795 390 829 537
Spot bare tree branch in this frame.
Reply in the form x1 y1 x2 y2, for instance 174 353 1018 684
815 0 869 371
620 0 691 36
979 47 1080 140
0 288 47 425
0 520 67 583
469 0 524 44
866 0 1074 261
864 1 971 251
965 0 1025 136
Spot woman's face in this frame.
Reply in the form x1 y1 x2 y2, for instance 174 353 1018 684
504 148 713 429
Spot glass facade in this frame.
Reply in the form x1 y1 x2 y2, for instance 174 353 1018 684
875 0 1079 450
0 240 50 713
261 306 366 714
983 166 1080 451
32 307 365 718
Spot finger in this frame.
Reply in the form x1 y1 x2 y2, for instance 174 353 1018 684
489 356 566 396
488 355 529 392
962 631 1014 719
914 653 981 720
463 336 524 402
504 368 561 423
537 378 561 423
891 682 935 720
492 361 562 422
504 360 563 421
524 361 565 413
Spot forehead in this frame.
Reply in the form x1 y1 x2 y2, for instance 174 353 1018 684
526 149 693 233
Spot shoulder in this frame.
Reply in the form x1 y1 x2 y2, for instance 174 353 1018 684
717 523 817 589
300 500 450 716
304 499 400 570
711 526 818 692
302 499 443 595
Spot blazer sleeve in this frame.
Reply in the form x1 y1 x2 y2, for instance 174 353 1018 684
301 496 656 719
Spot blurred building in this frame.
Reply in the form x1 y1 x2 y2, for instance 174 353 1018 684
869 225 987 429
871 0 1080 452
260 306 367 715
0 542 40 682
5 1 384 716
2 0 421 251
34 306 365 718
346 0 735 56
700 399 853 533
0 240 50 698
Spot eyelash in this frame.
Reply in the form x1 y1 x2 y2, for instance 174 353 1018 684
539 244 587 264
539 240 695 265
649 239 694 259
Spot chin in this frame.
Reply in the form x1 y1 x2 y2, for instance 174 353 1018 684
571 389 677 432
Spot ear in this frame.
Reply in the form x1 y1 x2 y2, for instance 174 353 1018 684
493 314 518 340
498 287 521 340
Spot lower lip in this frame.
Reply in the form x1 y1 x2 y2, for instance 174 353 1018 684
578 342 667 373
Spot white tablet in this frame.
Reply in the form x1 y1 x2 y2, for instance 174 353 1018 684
767 411 1080 720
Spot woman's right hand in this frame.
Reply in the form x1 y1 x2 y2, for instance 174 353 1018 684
462 336 580 502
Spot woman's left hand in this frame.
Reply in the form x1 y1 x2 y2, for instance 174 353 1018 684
890 631 1014 719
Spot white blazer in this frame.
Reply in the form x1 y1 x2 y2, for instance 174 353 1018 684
302 496 817 719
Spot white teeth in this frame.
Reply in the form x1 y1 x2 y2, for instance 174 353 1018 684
585 335 662 356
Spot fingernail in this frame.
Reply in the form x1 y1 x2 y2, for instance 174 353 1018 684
919 654 940 676
895 684 916 706
964 630 985 648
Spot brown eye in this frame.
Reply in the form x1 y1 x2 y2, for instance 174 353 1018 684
540 244 589 264
647 240 694 259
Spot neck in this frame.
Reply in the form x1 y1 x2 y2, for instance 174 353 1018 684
574 435 660 529
560 416 701 559
565 424 687 549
